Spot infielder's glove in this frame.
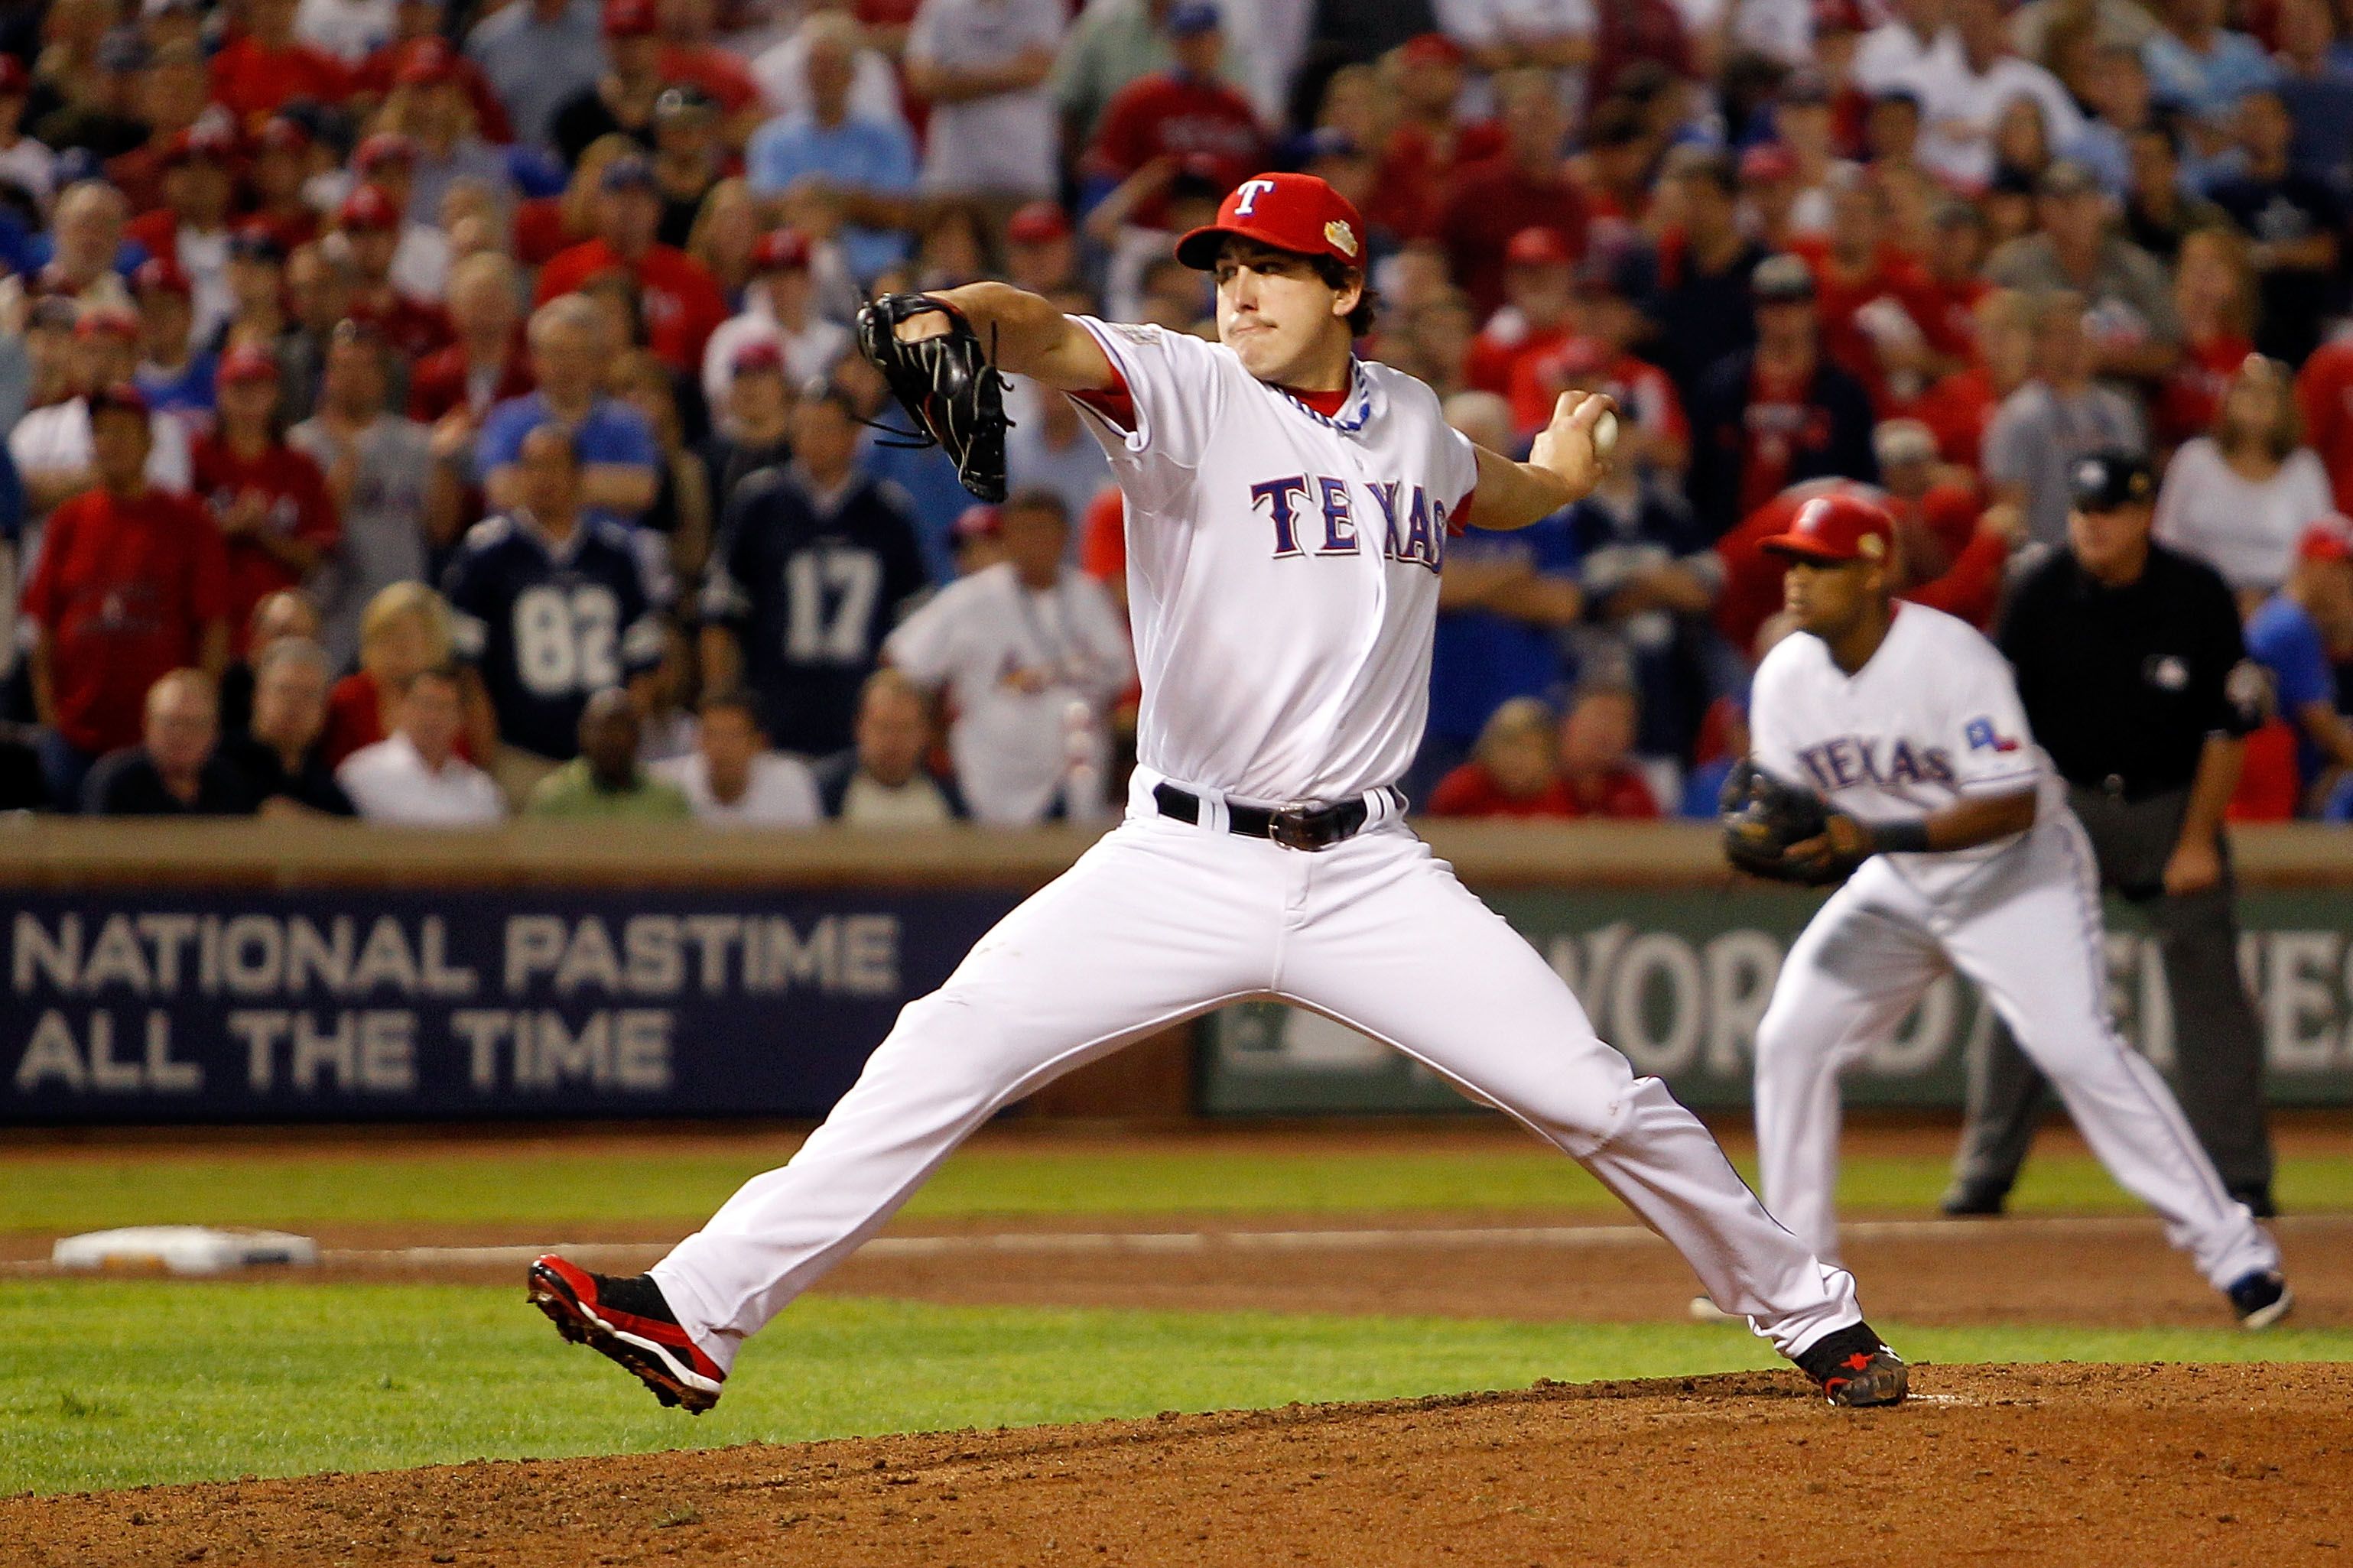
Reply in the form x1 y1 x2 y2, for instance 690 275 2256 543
856 293 1010 503
1718 759 1852 887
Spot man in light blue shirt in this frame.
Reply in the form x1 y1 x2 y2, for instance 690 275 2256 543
2142 0 2276 128
745 16 916 284
464 0 607 151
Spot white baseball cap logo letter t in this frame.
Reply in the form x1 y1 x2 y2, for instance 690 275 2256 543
1233 179 1279 216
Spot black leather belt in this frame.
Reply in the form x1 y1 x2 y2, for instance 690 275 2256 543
1152 782 1384 851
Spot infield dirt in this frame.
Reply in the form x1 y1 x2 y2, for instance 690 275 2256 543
13 1362 2351 1567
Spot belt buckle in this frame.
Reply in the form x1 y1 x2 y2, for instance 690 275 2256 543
1268 802 1324 852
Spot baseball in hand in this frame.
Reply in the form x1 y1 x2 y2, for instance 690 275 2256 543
1591 410 1619 459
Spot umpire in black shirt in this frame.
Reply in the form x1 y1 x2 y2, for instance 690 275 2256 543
1945 452 2277 1217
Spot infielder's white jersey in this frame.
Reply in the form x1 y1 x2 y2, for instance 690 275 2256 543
883 560 1135 826
1070 317 1479 805
1749 603 2067 898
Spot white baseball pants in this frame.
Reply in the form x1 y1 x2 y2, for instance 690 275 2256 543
1753 811 2279 1290
653 771 1867 1370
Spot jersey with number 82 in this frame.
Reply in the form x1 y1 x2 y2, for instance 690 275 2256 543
443 513 665 761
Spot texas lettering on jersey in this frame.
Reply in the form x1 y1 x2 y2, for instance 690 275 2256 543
1793 734 1958 795
1249 474 1448 570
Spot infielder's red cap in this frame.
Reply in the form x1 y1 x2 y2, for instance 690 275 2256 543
1761 491 1894 565
1174 173 1367 271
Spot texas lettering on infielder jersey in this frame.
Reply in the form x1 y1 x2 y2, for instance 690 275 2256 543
1750 602 2065 894
1069 317 1479 805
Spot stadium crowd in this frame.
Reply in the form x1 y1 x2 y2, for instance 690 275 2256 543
2 0 2353 827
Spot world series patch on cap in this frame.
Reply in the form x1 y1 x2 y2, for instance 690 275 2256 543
1174 173 1367 271
2070 450 2155 511
1760 491 1893 563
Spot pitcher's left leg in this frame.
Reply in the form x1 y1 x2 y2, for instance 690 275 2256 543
1941 823 2279 1290
1274 832 1862 1363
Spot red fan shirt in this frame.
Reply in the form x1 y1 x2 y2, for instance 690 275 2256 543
210 37 353 123
2154 331 2255 452
191 437 342 651
19 487 231 754
535 239 727 373
1087 71 1266 229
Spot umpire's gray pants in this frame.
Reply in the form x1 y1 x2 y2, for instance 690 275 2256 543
1950 786 2275 1199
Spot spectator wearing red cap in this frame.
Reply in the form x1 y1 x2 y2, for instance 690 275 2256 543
379 36 518 223
700 337 795 518
904 0 1065 203
193 346 341 651
130 255 218 422
1004 201 1078 294
2246 515 2353 803
0 54 57 210
102 41 212 214
1687 255 1880 538
1370 33 1503 242
1082 4 1266 232
2296 333 2353 517
537 154 727 376
20 384 229 802
1432 70 1589 318
551 0 667 168
353 25 518 146
462 0 609 151
1466 226 1577 400
11 312 196 518
410 251 532 425
242 115 325 256
335 182 457 370
1510 290 1690 469
698 227 850 418
210 0 354 122
123 122 241 345
652 0 765 141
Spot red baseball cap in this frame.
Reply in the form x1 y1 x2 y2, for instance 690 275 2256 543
2299 515 2353 563
1762 491 1895 564
163 121 240 167
134 255 191 297
1006 200 1071 245
75 308 140 340
1399 31 1465 68
255 114 311 153
750 226 811 271
338 182 401 232
217 344 282 386
728 338 784 376
603 0 658 37
354 131 418 173
1175 172 1367 271
1504 226 1572 268
393 36 458 86
1739 142 1798 183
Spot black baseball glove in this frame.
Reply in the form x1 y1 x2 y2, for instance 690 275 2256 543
1718 759 1852 886
855 293 1010 503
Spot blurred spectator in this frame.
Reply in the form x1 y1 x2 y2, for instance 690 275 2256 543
1051 0 1244 146
652 687 823 824
294 320 450 669
445 423 662 800
1436 70 1587 318
525 683 691 817
535 154 726 377
745 14 918 286
1986 159 2180 385
477 295 660 530
0 57 55 212
131 256 214 423
700 385 929 757
409 251 532 425
216 636 355 815
337 664 508 823
1418 390 1582 797
2155 353 2334 598
2 181 132 322
701 339 795 514
2199 88 2341 366
814 666 967 822
1085 5 1264 227
2066 43 2161 194
700 227 850 417
1789 164 1941 406
1003 201 1080 295
750 2 905 134
2272 0 2353 190
322 579 466 766
905 0 1063 204
1908 0 2081 188
464 0 609 152
1916 287 2036 469
1686 254 1878 538
1467 226 1576 401
951 501 1008 576
1650 150 1766 401
81 666 253 814
192 346 340 652
2121 123 2228 264
380 41 517 224
1425 697 1574 819
2296 333 2353 515
838 350 971 580
2141 0 2275 131
632 616 698 764
2152 228 2258 453
2244 517 2353 801
1554 683 1662 817
128 124 241 346
334 182 456 374
1874 417 2016 630
1984 290 2145 546
219 587 321 735
210 0 353 123
551 0 666 167
21 383 225 803
610 348 711 587
649 86 726 248
237 118 323 257
1004 376 1113 528
882 488 1130 824
13 310 194 518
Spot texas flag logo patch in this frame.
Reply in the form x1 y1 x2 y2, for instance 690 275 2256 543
1964 717 2020 753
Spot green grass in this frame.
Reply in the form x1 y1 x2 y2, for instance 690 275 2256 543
6 1281 2351 1498
5 1144 2351 1235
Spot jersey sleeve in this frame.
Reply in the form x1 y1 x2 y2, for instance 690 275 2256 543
1939 628 2043 797
1744 640 1811 788
1068 316 1228 476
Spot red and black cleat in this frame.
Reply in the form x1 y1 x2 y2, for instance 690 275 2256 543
528 1255 726 1414
1796 1322 1908 1408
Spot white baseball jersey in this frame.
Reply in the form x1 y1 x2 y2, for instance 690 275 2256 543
1070 317 1479 805
883 560 1133 826
1750 602 2065 898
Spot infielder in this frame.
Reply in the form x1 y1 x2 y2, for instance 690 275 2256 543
530 174 1909 1410
1728 490 2291 1328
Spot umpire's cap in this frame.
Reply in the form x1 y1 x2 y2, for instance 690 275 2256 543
2070 450 2156 511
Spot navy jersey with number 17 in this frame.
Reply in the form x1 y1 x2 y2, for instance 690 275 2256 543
442 511 664 761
